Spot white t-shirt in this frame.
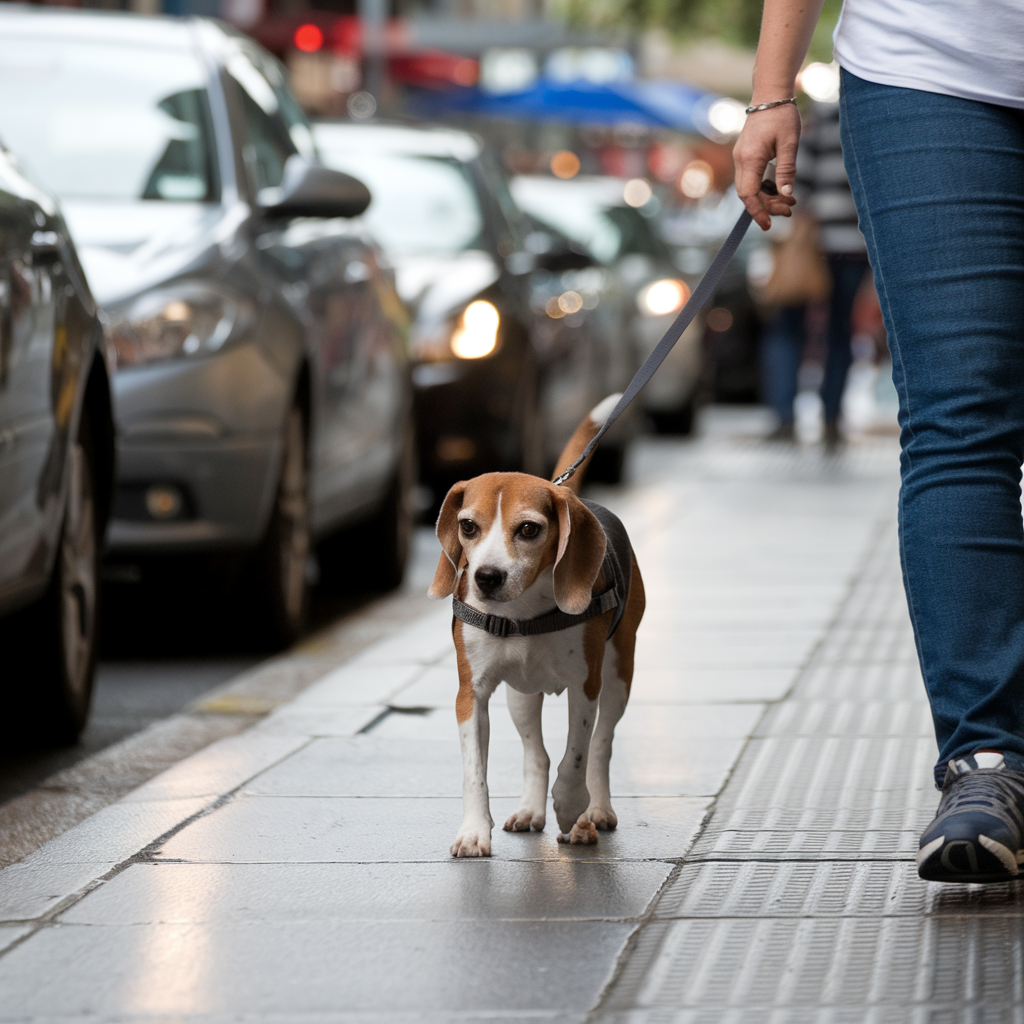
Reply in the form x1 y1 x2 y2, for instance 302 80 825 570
833 0 1024 109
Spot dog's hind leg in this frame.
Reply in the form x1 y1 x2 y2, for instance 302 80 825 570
503 690 549 832
585 556 644 831
584 662 628 830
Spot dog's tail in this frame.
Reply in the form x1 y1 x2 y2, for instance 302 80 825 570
551 393 621 494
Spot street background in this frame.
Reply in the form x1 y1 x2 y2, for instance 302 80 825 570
0 0 1008 1018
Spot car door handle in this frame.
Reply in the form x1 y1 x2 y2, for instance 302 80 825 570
31 230 61 259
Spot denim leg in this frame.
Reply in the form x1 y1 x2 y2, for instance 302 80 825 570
820 256 868 424
760 305 806 424
840 69 1024 784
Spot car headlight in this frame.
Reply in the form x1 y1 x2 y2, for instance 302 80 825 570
415 300 501 362
450 301 500 359
110 285 248 369
638 278 690 317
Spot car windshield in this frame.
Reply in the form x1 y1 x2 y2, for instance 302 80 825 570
0 37 216 202
510 182 622 264
317 150 484 256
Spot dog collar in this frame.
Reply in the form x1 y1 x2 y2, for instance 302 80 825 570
452 586 619 638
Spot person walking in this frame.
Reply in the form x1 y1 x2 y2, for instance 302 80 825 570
734 0 1024 883
760 100 870 446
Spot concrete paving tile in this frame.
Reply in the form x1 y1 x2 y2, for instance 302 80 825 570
372 704 763 744
61 860 674 924
350 608 455 667
629 670 795 704
0 919 634 1015
244 736 463 797
0 1016 584 1023
121 734 310 802
0 925 30 955
0 861 114 922
632 645 811 670
287 663 426 708
393 670 794 711
255 705 384 737
635 629 822 648
157 794 711 863
17 798 209 867
242 734 742 799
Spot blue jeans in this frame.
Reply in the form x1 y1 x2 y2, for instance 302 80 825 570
840 69 1024 785
761 256 869 425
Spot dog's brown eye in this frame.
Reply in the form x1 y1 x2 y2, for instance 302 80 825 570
459 519 477 537
519 522 540 539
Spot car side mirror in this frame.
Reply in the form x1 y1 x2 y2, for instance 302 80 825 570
258 155 371 219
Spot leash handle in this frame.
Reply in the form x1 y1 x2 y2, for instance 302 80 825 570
553 180 777 487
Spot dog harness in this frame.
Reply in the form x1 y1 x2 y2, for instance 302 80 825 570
452 501 632 640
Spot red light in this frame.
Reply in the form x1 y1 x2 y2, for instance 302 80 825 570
294 24 324 53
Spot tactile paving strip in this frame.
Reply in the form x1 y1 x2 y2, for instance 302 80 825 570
591 515 1024 1021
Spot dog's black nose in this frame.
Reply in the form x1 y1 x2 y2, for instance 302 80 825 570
474 566 506 595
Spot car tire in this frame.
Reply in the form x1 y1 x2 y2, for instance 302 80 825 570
515 366 546 477
247 405 310 649
651 398 696 436
587 443 626 485
3 417 101 744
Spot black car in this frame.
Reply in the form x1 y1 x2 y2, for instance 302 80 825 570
314 122 637 498
0 10 415 644
0 144 114 741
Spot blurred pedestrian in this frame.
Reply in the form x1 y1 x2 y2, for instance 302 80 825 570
734 0 1024 883
760 101 869 445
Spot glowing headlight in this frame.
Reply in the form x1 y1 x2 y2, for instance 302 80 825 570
450 300 500 359
639 279 690 317
111 285 245 369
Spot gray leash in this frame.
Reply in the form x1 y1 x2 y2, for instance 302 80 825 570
553 180 776 487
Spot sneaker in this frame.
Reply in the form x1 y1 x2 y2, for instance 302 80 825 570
765 423 795 443
917 752 1024 883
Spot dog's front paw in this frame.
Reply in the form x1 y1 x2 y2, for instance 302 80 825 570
450 824 492 858
503 807 546 832
584 806 618 831
552 780 590 834
557 821 599 845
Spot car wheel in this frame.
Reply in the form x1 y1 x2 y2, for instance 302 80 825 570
248 406 310 648
4 418 100 743
515 366 546 477
651 398 696 436
587 443 626 485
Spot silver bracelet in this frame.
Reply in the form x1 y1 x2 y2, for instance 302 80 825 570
744 97 797 115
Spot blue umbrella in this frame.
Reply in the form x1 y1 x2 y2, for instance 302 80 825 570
411 77 726 138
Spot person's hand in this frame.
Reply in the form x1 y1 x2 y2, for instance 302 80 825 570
733 103 801 230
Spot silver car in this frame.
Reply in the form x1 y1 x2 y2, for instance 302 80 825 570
512 175 703 433
0 10 414 645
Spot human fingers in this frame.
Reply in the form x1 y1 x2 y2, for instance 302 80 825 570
733 106 801 228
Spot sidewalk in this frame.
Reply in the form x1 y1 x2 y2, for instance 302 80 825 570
1 412 985 1023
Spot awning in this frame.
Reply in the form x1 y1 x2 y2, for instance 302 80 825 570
411 77 736 140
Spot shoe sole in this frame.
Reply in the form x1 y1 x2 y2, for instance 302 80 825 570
917 833 1022 884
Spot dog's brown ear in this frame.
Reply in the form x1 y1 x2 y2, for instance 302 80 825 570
429 481 467 598
553 490 607 614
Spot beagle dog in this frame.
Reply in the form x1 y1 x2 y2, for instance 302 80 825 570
429 395 645 857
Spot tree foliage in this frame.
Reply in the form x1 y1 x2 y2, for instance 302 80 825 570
556 0 843 62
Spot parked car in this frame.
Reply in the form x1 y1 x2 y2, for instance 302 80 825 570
511 175 702 433
0 9 415 645
0 143 115 741
661 188 765 403
313 122 636 493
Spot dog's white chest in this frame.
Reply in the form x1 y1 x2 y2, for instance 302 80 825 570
463 624 594 697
